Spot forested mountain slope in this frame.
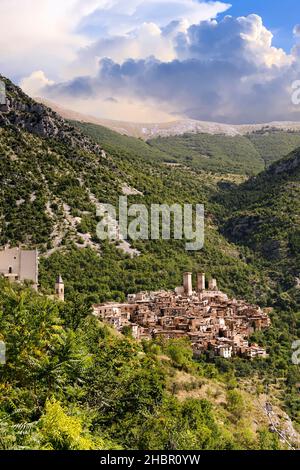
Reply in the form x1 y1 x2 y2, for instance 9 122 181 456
0 75 300 446
70 115 300 426
248 130 300 167
216 148 300 309
0 76 267 305
149 133 264 175
73 121 300 176
1 278 289 450
148 129 300 175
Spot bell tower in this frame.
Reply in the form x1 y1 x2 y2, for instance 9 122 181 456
55 275 65 302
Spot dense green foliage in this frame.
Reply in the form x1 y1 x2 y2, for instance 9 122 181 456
74 121 300 176
147 129 300 175
216 149 300 307
212 149 300 423
149 133 264 175
0 279 282 450
0 77 300 449
72 120 171 164
248 129 300 167
0 123 268 306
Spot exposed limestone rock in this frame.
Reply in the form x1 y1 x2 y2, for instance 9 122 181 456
121 183 143 196
0 75 104 157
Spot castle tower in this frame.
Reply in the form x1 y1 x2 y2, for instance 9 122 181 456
197 273 206 292
209 278 218 291
183 272 193 296
55 275 65 302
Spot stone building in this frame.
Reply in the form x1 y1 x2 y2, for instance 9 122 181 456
0 247 38 289
55 275 65 302
92 271 271 359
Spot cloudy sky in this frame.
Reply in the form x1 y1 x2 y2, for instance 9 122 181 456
1 0 300 123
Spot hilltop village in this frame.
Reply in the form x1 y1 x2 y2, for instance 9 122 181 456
93 272 271 359
0 247 271 360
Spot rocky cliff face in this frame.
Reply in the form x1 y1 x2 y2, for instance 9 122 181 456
0 75 103 156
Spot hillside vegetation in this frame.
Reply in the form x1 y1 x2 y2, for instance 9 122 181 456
0 78 267 305
0 75 300 449
216 149 300 309
248 130 300 167
149 133 264 175
74 121 300 176
0 278 287 450
72 120 172 165
147 129 300 175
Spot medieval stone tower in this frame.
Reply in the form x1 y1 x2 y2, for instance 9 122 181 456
209 278 218 291
55 275 65 302
197 272 206 292
183 272 193 296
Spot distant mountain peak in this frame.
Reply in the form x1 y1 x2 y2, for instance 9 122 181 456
36 96 300 140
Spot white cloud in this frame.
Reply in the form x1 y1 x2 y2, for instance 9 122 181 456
0 0 88 80
293 24 300 37
71 22 177 77
176 14 291 67
68 0 231 76
36 14 300 124
77 0 231 36
2 2 300 123
0 0 230 80
20 71 55 97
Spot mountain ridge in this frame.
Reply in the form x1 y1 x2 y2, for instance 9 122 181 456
1 74 300 445
0 74 270 304
0 76 103 157
36 97 300 140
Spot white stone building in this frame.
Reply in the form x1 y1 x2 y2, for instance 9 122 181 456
0 247 38 289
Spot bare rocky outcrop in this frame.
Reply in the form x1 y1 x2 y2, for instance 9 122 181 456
0 75 103 157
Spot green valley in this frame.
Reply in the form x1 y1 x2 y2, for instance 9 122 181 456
147 129 300 175
0 75 299 450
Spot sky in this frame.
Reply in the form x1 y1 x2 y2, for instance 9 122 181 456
1 0 300 123
221 0 299 51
